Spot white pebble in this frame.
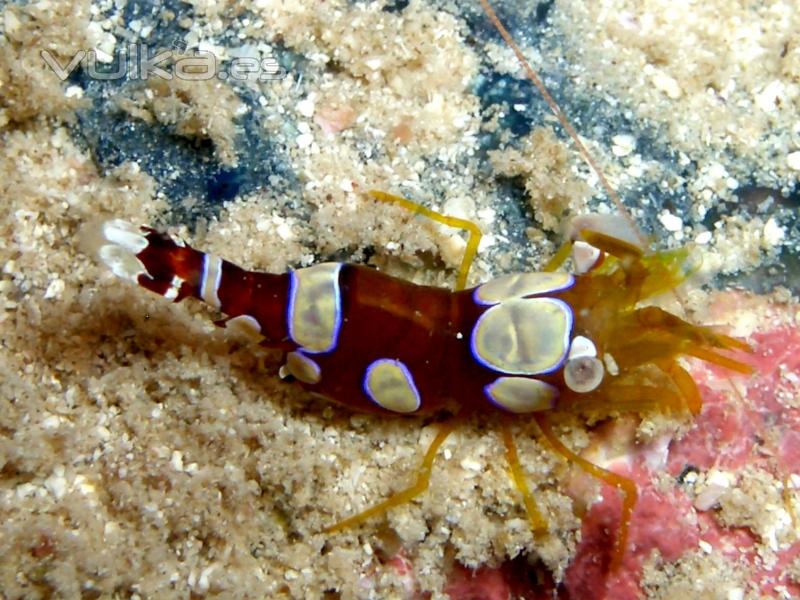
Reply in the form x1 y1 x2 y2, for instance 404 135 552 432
695 231 712 245
296 132 314 149
787 151 800 171
754 80 785 113
365 57 382 71
476 207 495 223
42 414 62 429
652 71 682 99
104 521 119 537
460 458 482 472
276 222 293 241
197 565 215 593
44 467 68 499
75 476 95 496
707 469 735 488
65 85 84 99
658 210 683 232
296 98 315 118
4 9 21 35
694 484 727 511
170 450 184 472
727 588 744 600
694 469 735 511
763 218 785 246
16 483 40 499
44 279 64 299
611 134 636 157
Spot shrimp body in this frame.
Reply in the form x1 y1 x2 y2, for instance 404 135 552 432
89 218 748 425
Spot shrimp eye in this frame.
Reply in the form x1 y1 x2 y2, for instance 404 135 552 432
564 356 604 393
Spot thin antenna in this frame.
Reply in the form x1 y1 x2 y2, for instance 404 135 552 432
479 0 647 247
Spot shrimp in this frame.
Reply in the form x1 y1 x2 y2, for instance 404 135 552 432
85 189 749 574
80 0 756 593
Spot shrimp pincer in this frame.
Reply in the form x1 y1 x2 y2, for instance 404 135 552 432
83 190 750 570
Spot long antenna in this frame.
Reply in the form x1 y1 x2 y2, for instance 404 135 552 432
479 0 647 247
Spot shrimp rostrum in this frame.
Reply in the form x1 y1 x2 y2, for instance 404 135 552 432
84 189 750 570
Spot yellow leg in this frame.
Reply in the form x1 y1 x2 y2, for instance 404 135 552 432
500 420 548 534
534 414 637 572
783 475 798 532
659 362 703 415
681 345 753 375
325 420 457 533
369 190 482 291
543 240 574 272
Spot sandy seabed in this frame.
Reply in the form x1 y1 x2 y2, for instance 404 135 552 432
1 0 799 598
